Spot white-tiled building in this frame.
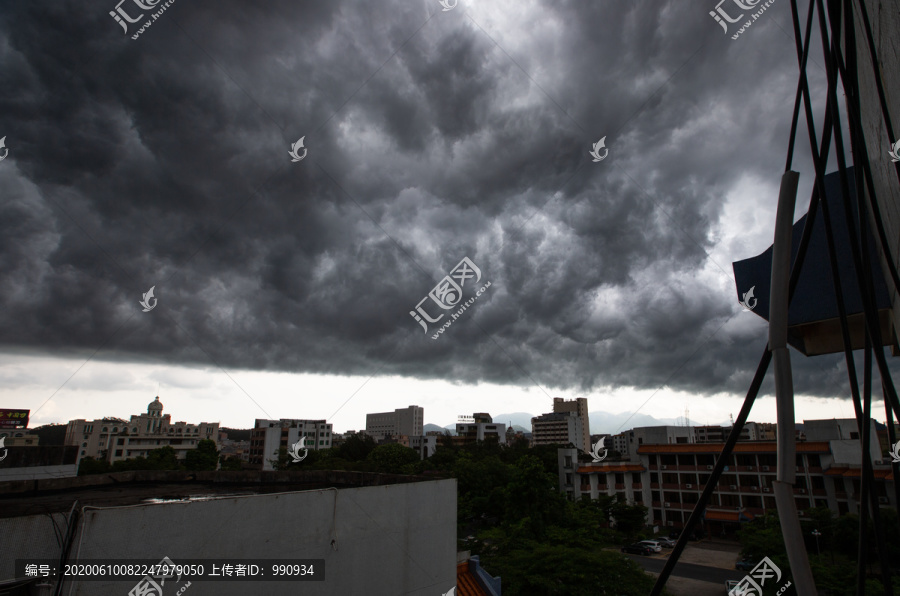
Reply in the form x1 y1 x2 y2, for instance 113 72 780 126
64 397 219 466
249 418 333 470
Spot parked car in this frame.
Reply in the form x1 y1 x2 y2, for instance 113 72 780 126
638 540 663 553
621 543 654 556
735 557 757 571
658 537 677 548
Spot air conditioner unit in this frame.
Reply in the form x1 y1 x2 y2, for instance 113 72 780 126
763 466 770 471
799 489 806 494
879 496 889 504
747 466 754 471
661 465 668 470
706 465 714 470
685 484 693 489
730 485 737 490
667 520 674 526
664 502 671 507
763 487 771 493
751 486 759 490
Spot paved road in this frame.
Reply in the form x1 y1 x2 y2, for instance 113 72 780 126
623 553 747 585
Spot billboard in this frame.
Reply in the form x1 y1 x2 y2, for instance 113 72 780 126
0 409 29 429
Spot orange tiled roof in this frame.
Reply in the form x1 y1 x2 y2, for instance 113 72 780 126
456 562 488 596
637 441 831 454
576 464 645 474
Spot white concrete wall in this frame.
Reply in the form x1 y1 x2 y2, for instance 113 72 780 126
1 479 456 596
851 0 900 348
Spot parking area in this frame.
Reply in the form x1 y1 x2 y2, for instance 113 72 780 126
665 539 742 570
613 538 746 595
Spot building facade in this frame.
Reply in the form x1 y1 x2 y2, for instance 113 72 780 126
694 422 777 443
249 418 333 470
531 412 584 450
552 397 591 453
560 418 895 537
455 413 507 446
64 397 219 466
365 405 424 438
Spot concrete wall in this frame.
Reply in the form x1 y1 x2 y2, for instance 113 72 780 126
1 478 456 596
851 0 900 349
0 463 77 481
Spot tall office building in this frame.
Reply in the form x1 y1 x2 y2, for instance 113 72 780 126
553 397 591 453
532 412 584 450
365 405 424 437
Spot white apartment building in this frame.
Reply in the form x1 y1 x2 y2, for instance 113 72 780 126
249 418 333 470
456 413 507 445
64 397 219 466
531 412 584 450
552 397 591 453
365 405 424 437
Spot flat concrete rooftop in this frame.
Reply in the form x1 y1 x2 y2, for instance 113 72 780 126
0 469 450 519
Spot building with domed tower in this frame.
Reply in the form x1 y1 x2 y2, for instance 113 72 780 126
64 396 219 466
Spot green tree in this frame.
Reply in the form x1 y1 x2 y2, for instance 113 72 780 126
502 455 567 539
337 433 377 462
366 443 420 474
145 445 180 470
608 497 649 542
481 540 656 596
219 455 243 471
185 439 219 471
77 456 111 475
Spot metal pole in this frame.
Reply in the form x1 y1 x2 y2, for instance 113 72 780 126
770 170 817 596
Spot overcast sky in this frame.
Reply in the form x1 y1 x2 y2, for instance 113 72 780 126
1 0 897 435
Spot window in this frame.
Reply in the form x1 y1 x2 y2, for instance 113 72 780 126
112 427 118 432
102 427 108 432
132 428 137 433
117 438 124 445
82 442 87 448
115 450 123 456
81 450 86 456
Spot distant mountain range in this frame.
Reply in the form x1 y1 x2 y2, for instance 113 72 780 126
424 411 730 436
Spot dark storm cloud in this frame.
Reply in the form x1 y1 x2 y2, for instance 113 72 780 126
0 0 895 400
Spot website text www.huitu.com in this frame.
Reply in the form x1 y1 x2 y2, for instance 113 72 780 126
430 281 492 340
730 0 775 40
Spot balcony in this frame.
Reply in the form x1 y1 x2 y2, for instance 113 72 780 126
615 483 625 490
661 483 680 490
580 485 591 492
650 483 660 489
632 483 643 490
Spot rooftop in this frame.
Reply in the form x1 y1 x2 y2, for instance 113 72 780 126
0 469 448 519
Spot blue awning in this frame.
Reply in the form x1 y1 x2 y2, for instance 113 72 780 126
732 167 895 356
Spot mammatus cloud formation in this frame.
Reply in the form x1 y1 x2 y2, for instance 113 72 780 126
0 0 895 407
